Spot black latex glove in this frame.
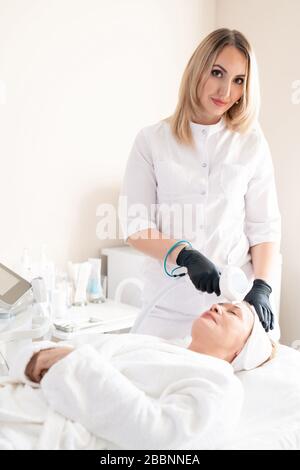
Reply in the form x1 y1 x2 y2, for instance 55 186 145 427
244 279 274 332
176 246 221 296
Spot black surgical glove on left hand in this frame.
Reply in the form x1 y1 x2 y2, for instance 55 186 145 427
244 279 274 332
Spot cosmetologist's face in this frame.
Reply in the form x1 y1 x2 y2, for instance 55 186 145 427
196 45 247 124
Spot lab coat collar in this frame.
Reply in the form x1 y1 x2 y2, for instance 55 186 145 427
189 116 225 136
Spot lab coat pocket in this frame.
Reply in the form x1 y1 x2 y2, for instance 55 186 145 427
220 163 248 199
156 160 190 199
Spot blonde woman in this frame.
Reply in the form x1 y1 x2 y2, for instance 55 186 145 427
119 28 281 339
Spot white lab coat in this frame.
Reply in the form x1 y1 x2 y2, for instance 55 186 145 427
119 117 281 339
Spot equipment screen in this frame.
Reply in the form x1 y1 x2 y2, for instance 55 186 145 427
0 267 19 296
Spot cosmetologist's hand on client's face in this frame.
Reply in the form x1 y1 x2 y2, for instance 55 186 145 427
25 347 74 383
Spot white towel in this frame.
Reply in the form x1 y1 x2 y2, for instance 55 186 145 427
231 304 272 372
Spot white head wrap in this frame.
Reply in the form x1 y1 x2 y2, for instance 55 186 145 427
231 303 272 372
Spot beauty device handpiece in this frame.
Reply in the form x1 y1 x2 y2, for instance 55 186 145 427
218 266 250 302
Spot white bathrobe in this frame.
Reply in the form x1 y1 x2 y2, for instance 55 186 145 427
0 333 243 450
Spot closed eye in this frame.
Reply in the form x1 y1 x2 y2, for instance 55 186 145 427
230 307 243 319
226 306 241 317
219 303 242 318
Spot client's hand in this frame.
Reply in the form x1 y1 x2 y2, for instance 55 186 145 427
25 347 74 383
176 246 221 296
244 279 274 332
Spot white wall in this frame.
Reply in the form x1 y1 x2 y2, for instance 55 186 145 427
215 0 300 346
0 0 215 272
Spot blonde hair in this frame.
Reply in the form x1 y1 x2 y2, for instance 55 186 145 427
164 28 260 147
262 340 278 365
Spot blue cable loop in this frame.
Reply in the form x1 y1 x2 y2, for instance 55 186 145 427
163 240 192 278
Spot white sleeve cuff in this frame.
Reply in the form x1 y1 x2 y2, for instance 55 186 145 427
8 341 73 387
120 219 157 241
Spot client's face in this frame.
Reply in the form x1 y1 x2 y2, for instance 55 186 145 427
189 301 254 363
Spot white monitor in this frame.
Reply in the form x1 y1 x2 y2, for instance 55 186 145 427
0 263 32 309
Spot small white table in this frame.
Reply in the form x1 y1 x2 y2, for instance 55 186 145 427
0 300 139 374
51 299 140 340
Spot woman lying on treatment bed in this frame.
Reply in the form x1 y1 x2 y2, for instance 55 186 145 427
1 301 274 450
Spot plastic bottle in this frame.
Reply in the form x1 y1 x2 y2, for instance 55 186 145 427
88 258 105 303
20 248 32 281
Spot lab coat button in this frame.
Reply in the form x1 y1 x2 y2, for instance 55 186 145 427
200 190 206 195
201 129 206 135
201 162 207 168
